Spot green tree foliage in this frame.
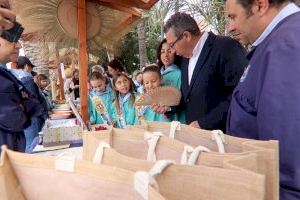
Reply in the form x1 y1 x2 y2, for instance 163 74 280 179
182 0 227 35
117 26 160 73
118 0 182 73
118 31 139 73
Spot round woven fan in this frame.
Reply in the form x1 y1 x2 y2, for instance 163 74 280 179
136 86 181 106
11 0 142 49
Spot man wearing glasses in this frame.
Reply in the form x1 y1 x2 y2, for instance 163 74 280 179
161 12 248 131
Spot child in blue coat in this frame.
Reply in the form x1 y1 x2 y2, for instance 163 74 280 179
89 72 114 125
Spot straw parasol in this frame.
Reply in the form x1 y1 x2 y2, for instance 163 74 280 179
10 0 159 123
11 0 144 50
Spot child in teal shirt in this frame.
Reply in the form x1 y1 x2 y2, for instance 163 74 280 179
111 73 138 128
89 72 114 125
139 66 169 122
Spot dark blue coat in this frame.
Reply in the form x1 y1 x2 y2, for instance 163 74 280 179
227 12 300 199
0 68 28 132
181 32 247 132
0 67 42 153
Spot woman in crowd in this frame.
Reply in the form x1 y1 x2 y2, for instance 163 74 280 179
157 38 182 89
72 69 80 100
64 68 75 100
107 59 127 79
36 74 53 113
133 70 143 93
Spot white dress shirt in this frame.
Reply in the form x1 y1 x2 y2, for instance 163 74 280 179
188 32 209 85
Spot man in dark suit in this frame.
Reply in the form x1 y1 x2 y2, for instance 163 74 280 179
162 12 248 131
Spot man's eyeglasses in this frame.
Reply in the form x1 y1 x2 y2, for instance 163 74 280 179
169 32 184 49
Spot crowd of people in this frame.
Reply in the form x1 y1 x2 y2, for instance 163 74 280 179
0 0 299 199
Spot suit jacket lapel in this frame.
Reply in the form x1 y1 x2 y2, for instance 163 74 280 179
181 58 189 99
187 32 215 95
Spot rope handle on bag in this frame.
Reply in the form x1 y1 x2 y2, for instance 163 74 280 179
169 121 181 138
144 132 164 161
93 142 111 164
180 145 211 165
134 160 174 200
211 130 226 153
169 122 226 153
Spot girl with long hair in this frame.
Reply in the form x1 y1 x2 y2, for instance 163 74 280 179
111 73 137 128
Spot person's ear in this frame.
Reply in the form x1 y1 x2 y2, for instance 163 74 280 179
253 0 269 16
184 31 192 42
0 38 4 47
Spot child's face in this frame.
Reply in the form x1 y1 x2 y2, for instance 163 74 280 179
115 75 130 96
90 79 106 93
160 42 175 67
143 72 161 93
40 79 48 89
136 74 143 84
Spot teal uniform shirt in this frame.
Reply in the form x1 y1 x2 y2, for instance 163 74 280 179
160 64 186 123
161 64 181 89
111 93 138 128
88 86 114 125
137 105 169 122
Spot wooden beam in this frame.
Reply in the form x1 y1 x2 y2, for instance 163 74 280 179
88 0 159 10
127 0 158 9
93 1 142 17
102 15 140 40
77 0 89 124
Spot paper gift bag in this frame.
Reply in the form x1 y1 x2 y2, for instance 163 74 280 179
0 146 165 200
84 141 266 200
132 121 279 200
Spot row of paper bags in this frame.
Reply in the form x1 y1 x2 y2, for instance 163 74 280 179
0 121 279 200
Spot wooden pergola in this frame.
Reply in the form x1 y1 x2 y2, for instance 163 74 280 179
15 0 159 124
77 0 158 123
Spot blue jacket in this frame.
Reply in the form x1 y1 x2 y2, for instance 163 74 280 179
227 11 300 199
10 69 48 121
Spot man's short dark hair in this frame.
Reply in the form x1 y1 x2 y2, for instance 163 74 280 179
164 12 200 38
227 0 290 12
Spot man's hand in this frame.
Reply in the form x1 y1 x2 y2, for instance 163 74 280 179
151 103 170 114
189 121 200 128
0 6 15 33
21 91 29 99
